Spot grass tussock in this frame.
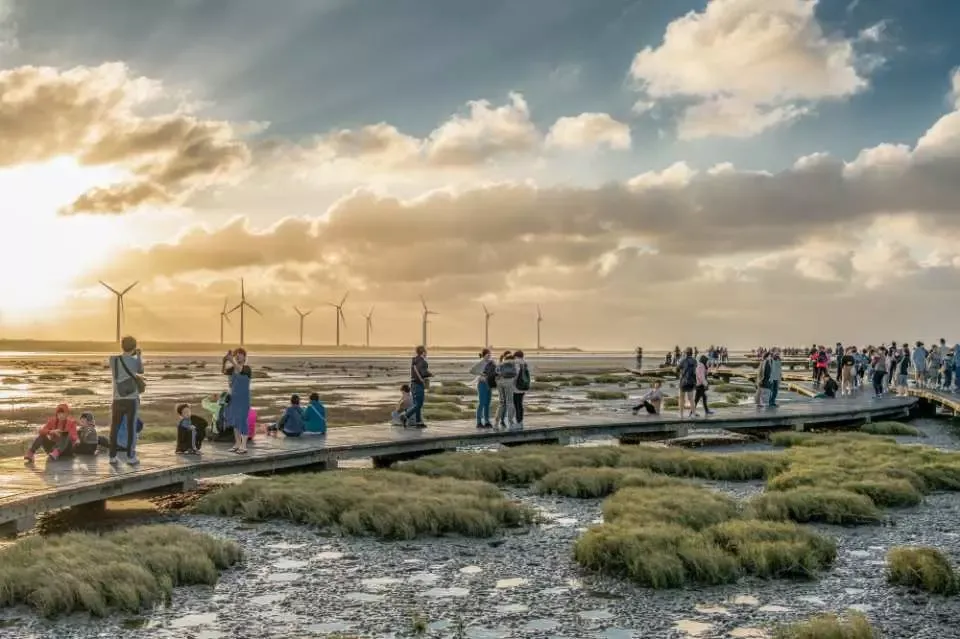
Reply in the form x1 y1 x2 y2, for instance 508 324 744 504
748 488 882 525
194 470 533 540
61 387 95 396
0 525 241 617
886 546 958 594
585 390 628 401
708 519 837 579
773 612 876 639
602 486 738 530
861 421 922 436
535 467 683 498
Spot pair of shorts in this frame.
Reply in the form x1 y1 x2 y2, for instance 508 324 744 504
680 384 695 393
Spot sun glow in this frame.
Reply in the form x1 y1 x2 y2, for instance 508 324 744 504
0 157 130 321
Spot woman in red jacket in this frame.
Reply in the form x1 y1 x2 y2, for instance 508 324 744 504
24 403 79 463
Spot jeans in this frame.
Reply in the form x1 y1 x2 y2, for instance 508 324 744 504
110 398 139 459
694 385 710 412
476 381 492 424
768 380 780 406
872 370 885 396
496 379 516 425
29 433 74 458
512 391 525 424
403 383 425 424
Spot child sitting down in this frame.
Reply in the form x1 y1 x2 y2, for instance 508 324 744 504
176 403 200 455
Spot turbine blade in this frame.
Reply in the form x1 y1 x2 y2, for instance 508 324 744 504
223 298 229 313
241 278 245 298
99 281 119 296
228 303 243 314
304 310 313 317
339 308 347 327
340 291 349 306
121 281 139 295
224 314 233 325
420 295 427 311
247 302 263 316
482 303 488 314
294 306 302 316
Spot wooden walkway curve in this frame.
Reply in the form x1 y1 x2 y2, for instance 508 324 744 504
0 388 918 535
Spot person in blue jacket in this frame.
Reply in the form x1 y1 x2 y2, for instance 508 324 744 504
303 392 327 434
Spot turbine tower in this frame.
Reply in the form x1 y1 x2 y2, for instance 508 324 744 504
99 281 138 343
294 306 312 347
537 304 543 351
326 292 348 347
219 298 233 344
227 279 262 346
420 295 438 347
363 307 374 348
482 304 494 349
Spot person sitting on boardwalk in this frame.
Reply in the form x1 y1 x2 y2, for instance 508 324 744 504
814 372 839 399
270 394 305 437
74 412 106 455
24 403 78 463
303 392 327 435
175 403 201 455
632 381 663 415
391 384 413 425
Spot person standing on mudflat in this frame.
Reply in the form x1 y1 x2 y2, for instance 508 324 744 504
223 348 253 454
109 336 144 466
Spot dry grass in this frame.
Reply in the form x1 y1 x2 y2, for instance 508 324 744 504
861 421 922 436
773 612 876 639
748 489 882 525
535 467 684 498
585 390 628 400
886 546 958 594
0 525 241 617
603 486 739 530
194 470 533 539
709 519 837 579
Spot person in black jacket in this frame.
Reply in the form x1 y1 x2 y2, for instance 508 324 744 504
676 347 698 418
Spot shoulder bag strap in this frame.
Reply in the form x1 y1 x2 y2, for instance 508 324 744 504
117 355 137 379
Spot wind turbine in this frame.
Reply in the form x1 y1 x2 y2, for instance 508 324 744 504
482 304 493 349
99 281 138 343
363 307 374 348
294 306 313 347
227 279 262 346
326 292 348 347
537 304 543 351
219 298 233 344
420 295 438 347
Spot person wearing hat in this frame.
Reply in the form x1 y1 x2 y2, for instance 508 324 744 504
24 403 79 463
73 412 106 455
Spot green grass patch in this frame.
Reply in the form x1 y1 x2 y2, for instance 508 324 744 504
708 519 836 579
886 546 958 594
0 525 241 617
594 374 630 384
529 381 559 391
774 612 875 639
748 488 882 525
194 470 533 539
861 421 921 436
160 373 192 380
713 383 748 393
585 390 628 401
566 376 591 387
535 467 683 498
603 486 738 530
62 387 96 396
431 383 474 397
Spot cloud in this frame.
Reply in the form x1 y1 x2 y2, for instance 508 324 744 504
629 0 871 139
546 113 631 150
951 68 960 109
0 62 252 215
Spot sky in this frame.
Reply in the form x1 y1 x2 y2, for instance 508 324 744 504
1 0 959 349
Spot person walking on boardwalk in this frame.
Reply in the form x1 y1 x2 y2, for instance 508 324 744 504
109 336 144 466
693 354 713 417
223 348 253 453
912 341 928 389
871 348 888 398
840 347 856 396
401 345 431 428
512 350 530 429
470 349 496 429
495 351 518 428
767 349 783 408
755 351 772 408
677 347 697 419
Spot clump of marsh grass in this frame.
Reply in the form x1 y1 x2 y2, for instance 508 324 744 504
585 390 628 400
602 486 739 530
707 519 836 579
886 546 958 594
861 421 921 436
195 470 533 540
773 611 875 639
535 467 684 498
618 448 786 481
748 488 882 525
0 525 241 617
61 387 96 396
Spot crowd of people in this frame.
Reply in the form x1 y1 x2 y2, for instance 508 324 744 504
661 345 730 368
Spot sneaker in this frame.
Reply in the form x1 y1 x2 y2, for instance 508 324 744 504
23 450 34 462
48 449 61 461
108 456 119 466
483 422 494 429
414 422 427 429
476 423 484 429
705 410 715 415
127 456 140 465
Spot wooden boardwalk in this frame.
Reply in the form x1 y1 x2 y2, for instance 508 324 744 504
0 391 917 535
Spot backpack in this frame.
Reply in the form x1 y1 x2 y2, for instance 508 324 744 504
79 425 99 446
483 360 498 389
499 361 517 379
515 364 530 392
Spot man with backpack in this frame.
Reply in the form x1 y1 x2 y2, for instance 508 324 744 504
471 349 497 429
109 336 145 466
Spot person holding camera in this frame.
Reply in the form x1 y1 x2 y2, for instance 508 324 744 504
109 335 145 465
223 348 253 453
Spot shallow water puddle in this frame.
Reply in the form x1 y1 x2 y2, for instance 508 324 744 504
758 604 791 613
674 620 714 637
423 586 470 598
695 605 730 615
540 586 569 595
306 621 353 634
600 630 637 639
361 577 402 590
315 550 344 560
729 628 770 639
495 577 529 589
170 612 217 628
466 627 510 639
522 618 559 631
265 542 305 550
408 572 441 585
796 595 826 606
428 620 451 631
266 572 300 583
344 592 385 603
271 558 308 570
459 565 483 574
580 609 614 621
730 595 760 606
497 603 530 613
250 593 285 606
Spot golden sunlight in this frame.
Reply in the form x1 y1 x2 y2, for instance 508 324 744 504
0 157 130 321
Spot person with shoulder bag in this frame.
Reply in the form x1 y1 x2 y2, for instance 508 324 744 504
109 336 145 465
